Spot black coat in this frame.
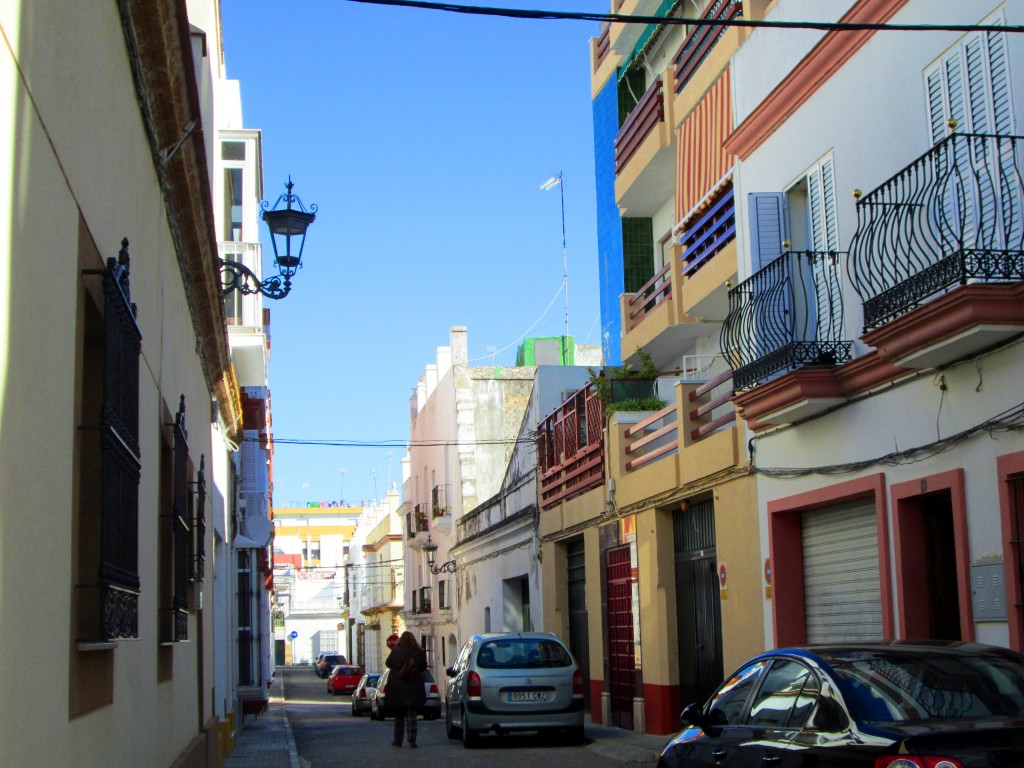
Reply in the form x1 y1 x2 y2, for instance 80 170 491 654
384 647 427 709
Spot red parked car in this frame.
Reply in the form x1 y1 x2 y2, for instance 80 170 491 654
327 665 363 696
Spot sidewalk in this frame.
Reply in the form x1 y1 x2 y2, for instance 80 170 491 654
221 698 299 768
223 676 665 768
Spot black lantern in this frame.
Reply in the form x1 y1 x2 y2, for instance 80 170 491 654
220 177 317 300
423 537 456 575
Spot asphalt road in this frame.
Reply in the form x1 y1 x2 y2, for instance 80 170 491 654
280 665 653 768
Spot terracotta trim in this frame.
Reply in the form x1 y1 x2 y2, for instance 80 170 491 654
998 451 1024 651
724 0 911 161
768 473 891 646
890 469 973 642
862 282 1024 362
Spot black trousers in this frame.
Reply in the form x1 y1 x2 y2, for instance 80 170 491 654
393 707 418 745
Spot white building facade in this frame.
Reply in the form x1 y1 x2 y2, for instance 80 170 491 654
723 0 1024 650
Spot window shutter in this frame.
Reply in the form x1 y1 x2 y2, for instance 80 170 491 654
748 192 789 272
987 28 1013 135
926 69 947 145
965 36 990 133
240 430 260 494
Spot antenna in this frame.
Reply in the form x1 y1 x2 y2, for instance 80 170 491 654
541 173 569 343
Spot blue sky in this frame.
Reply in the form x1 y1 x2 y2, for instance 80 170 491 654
221 1 605 507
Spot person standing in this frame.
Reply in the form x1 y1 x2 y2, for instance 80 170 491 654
384 631 427 748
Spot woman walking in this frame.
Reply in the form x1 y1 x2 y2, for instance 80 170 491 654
384 631 427 748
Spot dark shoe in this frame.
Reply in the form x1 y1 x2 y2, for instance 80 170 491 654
392 741 402 747
409 743 417 749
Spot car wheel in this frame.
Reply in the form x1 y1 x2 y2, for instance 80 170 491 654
445 704 461 739
566 725 584 745
461 707 479 748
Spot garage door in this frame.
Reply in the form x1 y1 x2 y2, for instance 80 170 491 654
802 501 883 643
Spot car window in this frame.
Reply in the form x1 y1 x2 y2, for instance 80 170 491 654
747 660 819 729
832 651 1024 722
477 638 572 669
704 661 768 727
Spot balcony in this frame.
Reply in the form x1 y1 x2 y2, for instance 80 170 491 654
849 132 1024 368
620 184 737 365
430 484 451 536
721 250 854 395
614 77 664 177
539 384 606 510
610 363 740 502
411 586 432 615
673 0 743 95
406 506 428 539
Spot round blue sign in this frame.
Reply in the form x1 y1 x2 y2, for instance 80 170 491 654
289 630 298 639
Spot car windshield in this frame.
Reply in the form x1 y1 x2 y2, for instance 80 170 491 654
477 638 572 669
830 650 1024 722
365 675 380 686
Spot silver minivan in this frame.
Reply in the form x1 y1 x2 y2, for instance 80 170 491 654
444 632 584 747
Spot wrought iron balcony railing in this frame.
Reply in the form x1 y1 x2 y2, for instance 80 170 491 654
848 132 1024 330
673 0 742 94
406 506 428 538
721 250 854 391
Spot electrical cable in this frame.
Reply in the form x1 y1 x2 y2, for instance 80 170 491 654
342 0 1024 34
753 400 1024 479
468 279 566 362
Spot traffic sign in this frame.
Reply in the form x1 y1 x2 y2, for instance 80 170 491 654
386 633 400 649
289 630 298 639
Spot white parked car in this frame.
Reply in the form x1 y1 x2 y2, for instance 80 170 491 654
351 673 381 716
444 632 585 748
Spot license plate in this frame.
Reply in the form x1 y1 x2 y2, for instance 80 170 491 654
508 691 545 702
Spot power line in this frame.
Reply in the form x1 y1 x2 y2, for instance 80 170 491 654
251 436 540 448
343 0 1024 34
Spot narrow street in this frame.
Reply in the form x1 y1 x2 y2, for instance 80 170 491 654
277 666 660 768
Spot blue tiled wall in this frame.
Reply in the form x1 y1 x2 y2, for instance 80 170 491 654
592 78 623 366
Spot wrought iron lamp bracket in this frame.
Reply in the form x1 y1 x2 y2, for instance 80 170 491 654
220 258 292 300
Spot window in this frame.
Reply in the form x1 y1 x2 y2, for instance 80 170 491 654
925 21 1013 142
160 396 192 643
747 660 819 728
238 551 253 685
924 22 1019 249
704 660 768 727
439 579 449 610
77 240 142 644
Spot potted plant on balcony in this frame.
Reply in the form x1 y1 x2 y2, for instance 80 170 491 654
589 347 665 416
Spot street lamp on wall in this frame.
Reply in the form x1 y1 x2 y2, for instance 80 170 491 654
220 176 317 300
422 537 456 575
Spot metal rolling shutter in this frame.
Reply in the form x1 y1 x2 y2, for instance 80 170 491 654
802 501 883 643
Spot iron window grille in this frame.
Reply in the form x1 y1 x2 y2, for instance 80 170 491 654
78 241 142 642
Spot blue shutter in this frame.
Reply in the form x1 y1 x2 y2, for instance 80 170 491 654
748 192 789 272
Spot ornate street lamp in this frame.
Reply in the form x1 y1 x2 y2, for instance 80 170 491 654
422 537 456 575
220 176 317 300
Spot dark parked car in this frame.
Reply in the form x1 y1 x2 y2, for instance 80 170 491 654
370 667 441 721
316 653 347 678
327 664 363 695
658 642 1024 768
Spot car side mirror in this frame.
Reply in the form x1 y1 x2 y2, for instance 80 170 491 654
680 702 703 727
446 666 457 677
